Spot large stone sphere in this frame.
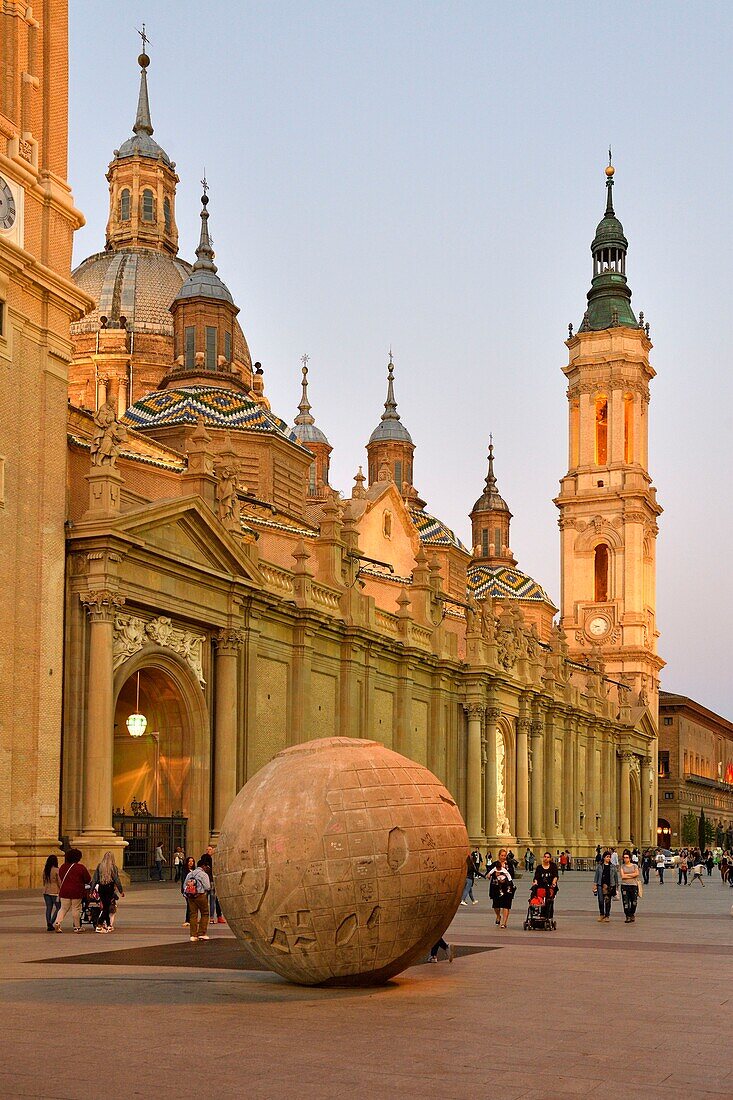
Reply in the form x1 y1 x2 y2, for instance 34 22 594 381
215 737 469 986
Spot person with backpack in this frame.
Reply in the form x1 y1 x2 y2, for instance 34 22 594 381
54 849 91 932
184 858 211 942
180 855 196 926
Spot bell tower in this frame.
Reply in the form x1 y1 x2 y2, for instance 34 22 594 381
555 161 663 716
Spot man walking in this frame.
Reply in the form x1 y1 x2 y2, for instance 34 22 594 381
656 850 665 884
154 842 166 881
677 853 688 886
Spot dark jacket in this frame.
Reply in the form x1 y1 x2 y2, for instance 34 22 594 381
593 863 620 891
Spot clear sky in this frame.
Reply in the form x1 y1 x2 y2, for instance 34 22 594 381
70 2 733 717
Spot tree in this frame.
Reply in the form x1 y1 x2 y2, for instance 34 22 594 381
681 811 698 846
698 809 707 850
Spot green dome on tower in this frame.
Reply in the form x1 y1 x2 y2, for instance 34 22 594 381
578 161 637 333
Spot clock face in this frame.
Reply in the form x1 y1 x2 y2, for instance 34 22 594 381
0 177 17 231
588 616 609 638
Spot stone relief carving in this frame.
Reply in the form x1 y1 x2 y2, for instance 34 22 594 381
113 613 206 687
496 729 511 836
90 401 128 468
215 465 242 532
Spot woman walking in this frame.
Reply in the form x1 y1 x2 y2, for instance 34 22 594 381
91 852 125 933
619 849 640 923
641 850 652 885
487 847 516 928
42 856 61 931
54 849 91 932
184 858 211 942
593 850 619 922
180 855 196 926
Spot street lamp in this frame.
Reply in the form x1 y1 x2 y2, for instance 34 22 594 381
126 670 147 737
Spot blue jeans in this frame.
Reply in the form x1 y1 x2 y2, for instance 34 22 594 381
155 860 164 880
461 876 475 902
44 894 61 929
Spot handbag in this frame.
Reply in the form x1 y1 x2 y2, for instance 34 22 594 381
184 876 198 897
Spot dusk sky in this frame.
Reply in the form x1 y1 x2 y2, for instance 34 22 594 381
70 2 733 716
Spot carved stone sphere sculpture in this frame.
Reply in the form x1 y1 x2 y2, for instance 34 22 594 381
215 737 469 986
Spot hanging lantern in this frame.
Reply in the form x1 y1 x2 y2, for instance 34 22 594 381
126 671 147 737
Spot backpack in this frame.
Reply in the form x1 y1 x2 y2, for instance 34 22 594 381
184 875 198 897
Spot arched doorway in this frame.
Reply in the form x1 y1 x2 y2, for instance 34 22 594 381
113 650 210 870
656 818 672 850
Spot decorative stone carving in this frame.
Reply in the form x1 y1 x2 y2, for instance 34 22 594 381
495 729 511 836
80 590 125 622
214 628 245 655
496 618 518 671
215 737 469 986
112 612 206 687
463 702 485 720
216 464 242 532
90 401 127 467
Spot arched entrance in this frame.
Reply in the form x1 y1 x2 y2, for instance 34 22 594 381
656 818 672 850
113 649 210 870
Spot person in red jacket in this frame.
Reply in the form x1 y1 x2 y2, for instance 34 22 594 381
54 849 91 933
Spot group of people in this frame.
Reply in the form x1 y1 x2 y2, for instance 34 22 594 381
42 849 125 933
592 849 641 922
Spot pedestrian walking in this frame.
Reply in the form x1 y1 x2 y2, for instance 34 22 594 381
91 852 125 933
180 855 196 926
470 847 483 873
619 849 640 923
593 851 619 922
487 847 516 929
201 846 226 923
154 843 166 881
691 860 706 886
42 855 61 931
427 938 455 963
460 852 485 905
559 851 568 875
595 845 602 865
184 859 211 942
610 848 619 867
54 849 91 932
533 851 559 915
706 851 714 877
173 846 184 882
677 854 688 886
655 850 665 883
641 850 651 884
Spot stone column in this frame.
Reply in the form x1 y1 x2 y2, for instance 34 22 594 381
544 710 557 842
640 755 653 846
212 629 244 837
516 716 530 843
464 703 484 841
74 590 126 869
485 706 501 842
618 750 632 848
117 375 129 419
562 720 574 843
530 719 544 843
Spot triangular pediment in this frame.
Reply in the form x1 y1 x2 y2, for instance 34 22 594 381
114 496 264 584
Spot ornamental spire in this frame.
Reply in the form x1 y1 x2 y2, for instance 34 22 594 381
133 25 154 137
193 174 217 273
577 157 637 333
295 354 315 425
605 147 615 216
381 348 400 423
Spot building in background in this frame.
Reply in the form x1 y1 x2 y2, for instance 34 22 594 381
657 692 733 849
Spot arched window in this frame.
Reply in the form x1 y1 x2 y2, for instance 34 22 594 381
481 528 489 557
594 543 609 602
120 188 131 221
595 397 608 465
163 196 171 232
308 462 316 494
205 326 217 370
494 526 502 557
624 393 634 463
141 188 154 222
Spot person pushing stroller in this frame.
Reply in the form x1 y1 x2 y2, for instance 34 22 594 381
525 851 559 930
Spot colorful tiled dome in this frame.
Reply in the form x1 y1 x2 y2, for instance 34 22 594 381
409 508 469 552
467 563 555 605
123 386 297 440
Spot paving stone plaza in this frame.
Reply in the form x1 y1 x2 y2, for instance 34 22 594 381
2 870 732 1099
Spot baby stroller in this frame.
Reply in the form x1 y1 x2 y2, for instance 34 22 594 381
80 885 102 929
523 884 556 931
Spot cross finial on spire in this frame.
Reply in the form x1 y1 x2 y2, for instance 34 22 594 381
201 171 209 198
295 354 314 425
136 23 151 55
301 353 310 370
608 145 612 168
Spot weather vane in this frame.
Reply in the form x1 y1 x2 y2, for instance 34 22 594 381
136 23 150 53
301 353 310 370
201 170 209 196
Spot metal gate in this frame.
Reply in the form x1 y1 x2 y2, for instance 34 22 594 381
113 814 188 881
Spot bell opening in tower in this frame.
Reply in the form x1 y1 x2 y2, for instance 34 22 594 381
594 543 609 603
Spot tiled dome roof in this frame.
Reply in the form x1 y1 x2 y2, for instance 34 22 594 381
467 564 555 605
410 508 469 552
122 386 298 440
71 249 191 337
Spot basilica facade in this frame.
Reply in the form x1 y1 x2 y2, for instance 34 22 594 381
0 9 661 888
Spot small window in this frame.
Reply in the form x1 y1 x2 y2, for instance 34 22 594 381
394 460 402 488
494 526 502 556
308 462 316 494
120 188 131 221
142 188 154 222
184 326 195 369
658 751 670 779
481 528 489 557
663 716 672 726
683 751 688 772
163 197 171 232
595 396 608 465
224 331 231 363
205 326 217 370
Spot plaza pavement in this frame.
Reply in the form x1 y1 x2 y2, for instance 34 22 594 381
1 869 732 1099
